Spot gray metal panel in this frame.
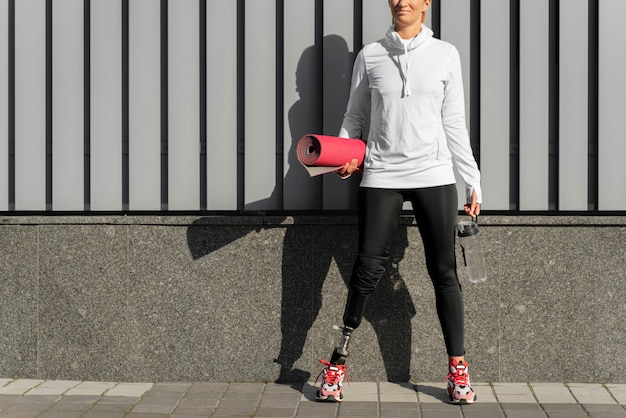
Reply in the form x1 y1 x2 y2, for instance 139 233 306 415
52 0 84 211
0 0 8 210
322 0 357 211
424 2 432 29
168 0 199 211
519 0 549 210
363 0 390 45
283 0 322 210
90 0 122 211
244 0 278 211
598 0 626 210
559 0 588 211
206 1 237 210
440 0 471 129
480 0 509 210
129 0 161 211
14 0 46 210
440 0 471 209
3 0 625 213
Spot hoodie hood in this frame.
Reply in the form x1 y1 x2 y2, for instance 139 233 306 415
384 24 433 51
383 25 433 97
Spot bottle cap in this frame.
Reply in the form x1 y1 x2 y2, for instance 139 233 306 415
457 220 478 237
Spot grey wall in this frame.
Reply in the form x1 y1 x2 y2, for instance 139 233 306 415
1 0 626 213
1 0 625 385
1 215 624 383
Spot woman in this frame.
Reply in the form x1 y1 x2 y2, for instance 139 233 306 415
315 0 481 404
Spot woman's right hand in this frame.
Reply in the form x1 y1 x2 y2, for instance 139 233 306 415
335 158 359 179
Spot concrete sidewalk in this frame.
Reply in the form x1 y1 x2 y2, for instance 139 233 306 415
0 378 625 417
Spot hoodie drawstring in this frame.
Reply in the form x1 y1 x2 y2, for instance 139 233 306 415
385 25 432 98
402 33 419 97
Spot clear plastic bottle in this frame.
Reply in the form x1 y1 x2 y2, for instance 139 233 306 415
456 219 487 284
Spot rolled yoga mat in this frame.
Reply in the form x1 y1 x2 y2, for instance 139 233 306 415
296 134 366 177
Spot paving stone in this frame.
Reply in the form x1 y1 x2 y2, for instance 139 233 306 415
503 411 546 418
583 403 626 412
212 402 258 416
380 407 422 417
89 402 136 413
462 406 504 418
53 395 100 404
15 395 59 404
24 380 80 396
258 392 301 408
254 406 301 417
543 411 588 418
336 407 379 416
568 383 616 404
541 403 586 412
105 382 153 397
531 382 576 403
493 382 533 397
0 380 44 395
130 403 175 414
420 409 463 418
170 404 216 416
472 383 498 403
82 412 126 418
607 384 626 404
415 382 450 403
38 411 83 418
64 381 116 396
45 401 94 413
0 379 622 417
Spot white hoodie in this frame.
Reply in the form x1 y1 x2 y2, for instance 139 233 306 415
338 25 482 204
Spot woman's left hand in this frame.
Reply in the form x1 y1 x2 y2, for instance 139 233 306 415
335 158 359 179
464 190 481 219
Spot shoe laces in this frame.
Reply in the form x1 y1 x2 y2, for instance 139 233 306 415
316 360 349 385
448 361 470 387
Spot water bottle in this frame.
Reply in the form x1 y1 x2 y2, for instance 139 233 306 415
456 218 487 284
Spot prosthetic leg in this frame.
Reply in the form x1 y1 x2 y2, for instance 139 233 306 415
329 289 369 365
315 289 369 401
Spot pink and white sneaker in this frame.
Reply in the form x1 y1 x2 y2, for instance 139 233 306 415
315 360 348 402
447 359 477 404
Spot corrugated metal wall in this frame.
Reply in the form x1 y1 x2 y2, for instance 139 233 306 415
1 0 625 213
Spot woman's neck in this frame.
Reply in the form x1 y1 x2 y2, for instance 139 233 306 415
394 23 422 40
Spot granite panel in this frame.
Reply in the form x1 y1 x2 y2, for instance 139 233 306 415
592 227 626 382
1 216 624 383
275 224 356 382
407 222 500 383
125 223 288 382
459 225 503 383
498 226 599 382
406 225 449 383
37 225 131 381
0 226 38 377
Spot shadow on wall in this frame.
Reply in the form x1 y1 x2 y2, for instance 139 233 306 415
247 34 360 211
274 224 416 384
186 220 415 384
187 35 416 384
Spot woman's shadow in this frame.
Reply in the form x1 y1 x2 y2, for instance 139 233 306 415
274 35 416 384
186 35 417 385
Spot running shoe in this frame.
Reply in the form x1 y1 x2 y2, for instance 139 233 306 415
315 360 348 402
447 359 477 404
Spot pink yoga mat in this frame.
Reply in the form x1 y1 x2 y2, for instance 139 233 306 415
296 134 366 177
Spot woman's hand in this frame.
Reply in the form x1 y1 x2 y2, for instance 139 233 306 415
463 190 481 219
335 158 359 179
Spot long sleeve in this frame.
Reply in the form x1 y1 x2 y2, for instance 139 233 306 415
441 47 482 204
338 50 370 140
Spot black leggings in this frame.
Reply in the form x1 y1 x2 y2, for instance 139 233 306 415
343 184 465 357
